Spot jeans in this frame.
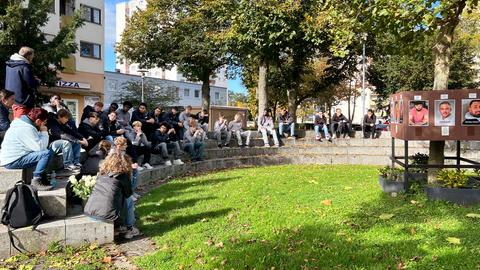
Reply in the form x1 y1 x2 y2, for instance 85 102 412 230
183 142 205 160
260 128 279 146
279 122 295 137
50 139 81 166
214 130 231 146
314 124 330 139
4 149 54 177
331 122 351 137
233 130 251 146
131 168 138 191
157 142 181 159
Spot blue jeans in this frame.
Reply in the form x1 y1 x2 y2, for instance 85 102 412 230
183 142 205 160
50 139 81 166
314 125 330 138
131 168 138 191
279 122 295 137
4 149 54 177
125 196 135 227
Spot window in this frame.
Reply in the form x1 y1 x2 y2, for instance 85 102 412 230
184 88 190 97
64 99 78 122
215 92 220 100
80 41 101 59
82 5 101 24
194 90 200 98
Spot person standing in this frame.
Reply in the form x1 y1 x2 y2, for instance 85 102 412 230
5 47 39 119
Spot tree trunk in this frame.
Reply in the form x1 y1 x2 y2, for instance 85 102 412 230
201 71 211 112
287 89 297 123
257 59 268 115
428 0 466 184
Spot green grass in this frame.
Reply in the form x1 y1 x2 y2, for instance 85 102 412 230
135 165 480 269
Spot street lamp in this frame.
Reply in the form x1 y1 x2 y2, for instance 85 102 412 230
361 33 368 118
137 69 148 103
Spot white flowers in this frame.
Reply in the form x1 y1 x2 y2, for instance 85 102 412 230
70 175 97 201
68 175 78 185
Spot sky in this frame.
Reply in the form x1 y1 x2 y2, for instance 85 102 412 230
104 0 247 94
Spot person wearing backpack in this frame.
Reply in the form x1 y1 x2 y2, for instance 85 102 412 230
84 151 140 239
0 108 54 191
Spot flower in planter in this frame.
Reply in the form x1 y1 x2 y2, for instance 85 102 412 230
69 175 97 201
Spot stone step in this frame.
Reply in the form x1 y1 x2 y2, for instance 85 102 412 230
0 180 68 218
0 214 113 258
0 168 34 193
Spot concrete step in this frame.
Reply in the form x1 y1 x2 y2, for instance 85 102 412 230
0 180 68 218
0 214 113 258
0 168 34 193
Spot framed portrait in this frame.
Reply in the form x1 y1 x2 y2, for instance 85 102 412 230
461 99 480 126
408 100 429 126
434 99 455 126
390 101 396 123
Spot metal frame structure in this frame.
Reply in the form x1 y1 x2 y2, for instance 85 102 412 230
390 138 480 191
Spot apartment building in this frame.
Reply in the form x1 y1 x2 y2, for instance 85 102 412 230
104 71 228 108
115 0 228 88
40 0 105 123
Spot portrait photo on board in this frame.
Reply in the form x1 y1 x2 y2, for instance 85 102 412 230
461 99 480 125
409 100 429 126
397 100 403 124
434 100 455 126
390 101 396 123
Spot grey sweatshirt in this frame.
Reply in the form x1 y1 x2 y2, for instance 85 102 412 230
214 119 228 132
228 120 243 132
184 128 206 143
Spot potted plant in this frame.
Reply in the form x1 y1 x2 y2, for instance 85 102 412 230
378 166 405 193
425 169 480 205
69 175 97 207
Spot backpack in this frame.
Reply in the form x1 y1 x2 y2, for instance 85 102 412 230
1 181 45 252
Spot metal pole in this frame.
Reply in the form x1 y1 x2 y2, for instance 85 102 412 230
456 140 461 171
404 140 409 192
141 73 144 103
391 137 395 168
361 38 366 118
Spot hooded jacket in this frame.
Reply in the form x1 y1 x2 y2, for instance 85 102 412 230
78 118 103 142
5 54 38 108
47 115 84 144
0 115 49 165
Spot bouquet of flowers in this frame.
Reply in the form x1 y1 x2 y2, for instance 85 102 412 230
69 175 97 201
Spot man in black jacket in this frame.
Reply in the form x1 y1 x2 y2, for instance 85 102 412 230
102 111 125 142
363 109 377 139
331 108 351 139
131 103 155 140
165 107 184 141
48 109 88 170
78 112 104 152
0 89 14 143
5 47 39 119
153 122 184 166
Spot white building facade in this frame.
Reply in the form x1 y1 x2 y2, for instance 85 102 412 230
104 71 227 108
114 0 228 88
41 0 105 123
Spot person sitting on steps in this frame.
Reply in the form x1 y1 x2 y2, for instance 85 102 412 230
78 112 104 153
183 118 206 161
0 108 54 191
331 108 351 139
314 110 332 142
228 113 251 147
258 108 279 147
363 109 377 139
278 108 295 139
153 122 184 166
196 109 209 132
214 113 231 148
126 121 153 170
0 89 15 143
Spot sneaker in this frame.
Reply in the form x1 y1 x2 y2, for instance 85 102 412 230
133 192 141 199
287 136 295 140
328 138 333 143
332 134 337 139
173 159 184 165
137 166 144 171
74 163 82 168
272 144 279 148
132 196 138 202
245 145 250 148
31 177 53 191
165 160 172 166
115 226 128 236
123 226 141 239
143 163 153 170
65 164 79 171
345 135 351 139
263 144 270 148
217 144 223 148
223 145 230 148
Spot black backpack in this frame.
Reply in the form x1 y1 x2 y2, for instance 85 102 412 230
1 181 45 252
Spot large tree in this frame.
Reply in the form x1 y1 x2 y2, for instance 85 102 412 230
115 79 179 110
116 0 229 112
0 0 84 91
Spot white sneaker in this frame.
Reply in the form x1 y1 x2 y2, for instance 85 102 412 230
165 160 172 166
143 163 153 170
136 166 144 171
133 192 141 199
173 159 184 165
345 135 351 139
263 144 270 148
332 134 337 139
115 226 128 236
123 226 141 239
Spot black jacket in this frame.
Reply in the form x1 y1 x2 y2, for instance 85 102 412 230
5 57 38 108
314 114 327 126
165 112 181 128
47 116 84 144
332 113 348 124
84 173 133 222
102 119 122 136
78 119 103 142
196 112 209 125
363 114 377 125
0 103 10 132
153 129 177 146
278 112 293 124
80 150 107 176
131 110 152 125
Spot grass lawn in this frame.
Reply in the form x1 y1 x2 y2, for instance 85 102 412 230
134 165 480 269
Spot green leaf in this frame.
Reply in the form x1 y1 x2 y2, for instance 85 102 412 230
466 213 480 219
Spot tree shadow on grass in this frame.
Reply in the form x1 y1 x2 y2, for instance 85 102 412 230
192 193 480 269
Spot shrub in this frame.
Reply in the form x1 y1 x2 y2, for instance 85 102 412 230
410 153 429 173
69 175 97 201
378 166 404 181
437 169 468 188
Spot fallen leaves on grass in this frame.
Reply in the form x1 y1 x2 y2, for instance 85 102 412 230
379 214 395 220
446 237 461 245
344 187 353 191
321 200 332 206
308 180 319 185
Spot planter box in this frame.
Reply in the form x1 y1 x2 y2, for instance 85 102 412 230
378 176 405 193
425 186 480 206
